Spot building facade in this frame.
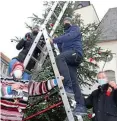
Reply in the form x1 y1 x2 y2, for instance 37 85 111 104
0 52 10 77
97 7 117 83
74 4 100 25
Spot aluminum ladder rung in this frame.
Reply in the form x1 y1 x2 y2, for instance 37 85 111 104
25 69 32 74
31 56 38 62
53 12 58 19
58 2 63 10
37 43 46 55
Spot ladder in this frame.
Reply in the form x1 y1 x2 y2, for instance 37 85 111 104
23 1 83 121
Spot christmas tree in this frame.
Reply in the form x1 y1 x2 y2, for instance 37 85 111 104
28 1 111 87
12 1 112 121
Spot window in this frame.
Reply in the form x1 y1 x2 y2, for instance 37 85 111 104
3 64 7 75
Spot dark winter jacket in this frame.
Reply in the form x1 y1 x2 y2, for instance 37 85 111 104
16 32 41 71
53 25 83 57
85 84 117 121
16 32 38 62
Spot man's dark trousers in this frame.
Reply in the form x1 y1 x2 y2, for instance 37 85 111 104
56 49 85 106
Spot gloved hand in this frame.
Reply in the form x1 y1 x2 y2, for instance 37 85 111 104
109 81 117 90
53 34 58 39
49 38 53 43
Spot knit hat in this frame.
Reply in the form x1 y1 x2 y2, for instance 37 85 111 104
64 17 72 23
12 62 24 72
10 62 24 78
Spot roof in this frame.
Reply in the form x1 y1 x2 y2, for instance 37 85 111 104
0 52 10 63
97 7 117 42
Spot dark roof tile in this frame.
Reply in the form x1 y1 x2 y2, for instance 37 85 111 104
97 7 117 41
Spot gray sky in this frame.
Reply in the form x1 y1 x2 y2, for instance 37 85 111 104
0 0 117 59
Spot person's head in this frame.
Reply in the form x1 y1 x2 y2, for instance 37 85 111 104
25 33 32 40
32 25 39 35
10 62 24 80
63 17 72 30
97 71 109 86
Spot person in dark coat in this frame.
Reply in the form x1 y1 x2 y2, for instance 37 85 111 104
50 17 87 115
85 71 117 121
16 26 40 62
16 25 41 71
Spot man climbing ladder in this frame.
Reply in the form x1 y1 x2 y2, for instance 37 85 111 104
50 17 87 115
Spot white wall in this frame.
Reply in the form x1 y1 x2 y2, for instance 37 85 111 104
97 41 117 83
97 41 117 54
74 5 100 25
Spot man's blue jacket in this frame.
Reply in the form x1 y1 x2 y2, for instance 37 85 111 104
53 25 83 56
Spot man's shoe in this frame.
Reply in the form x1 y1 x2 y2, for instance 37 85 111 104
65 87 75 98
73 105 87 116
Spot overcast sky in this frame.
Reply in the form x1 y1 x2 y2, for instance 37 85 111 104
0 0 117 59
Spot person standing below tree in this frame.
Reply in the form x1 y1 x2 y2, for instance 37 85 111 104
85 71 117 121
50 17 87 115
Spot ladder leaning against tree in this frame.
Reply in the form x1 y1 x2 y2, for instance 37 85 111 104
23 1 83 121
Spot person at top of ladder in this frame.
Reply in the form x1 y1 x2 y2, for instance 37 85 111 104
0 61 64 121
85 71 117 121
16 25 40 62
50 17 87 115
15 25 44 71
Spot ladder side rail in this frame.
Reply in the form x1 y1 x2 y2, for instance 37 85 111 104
49 2 69 60
50 2 69 36
43 29 75 121
35 45 48 72
43 1 59 25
